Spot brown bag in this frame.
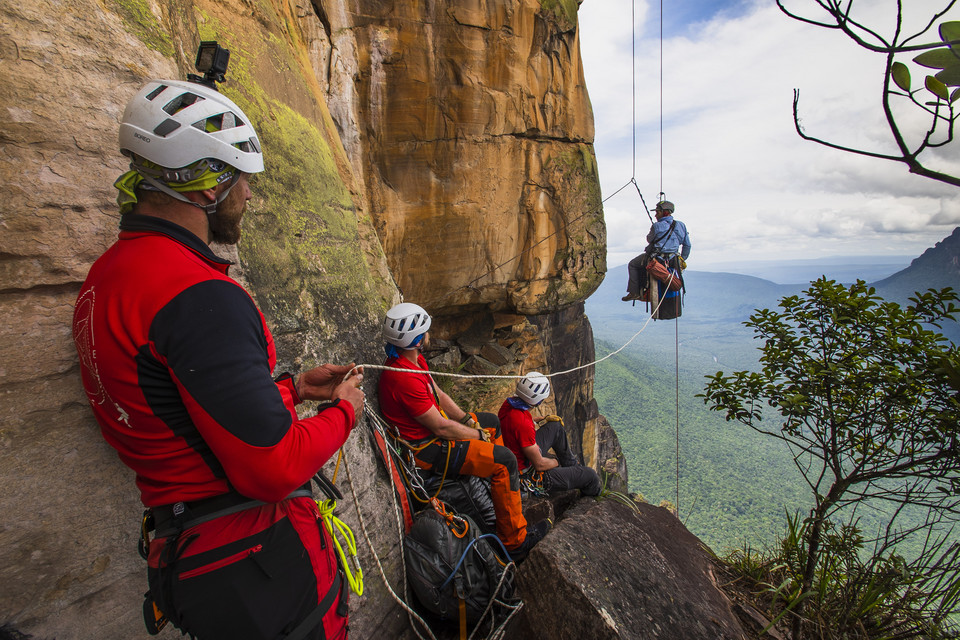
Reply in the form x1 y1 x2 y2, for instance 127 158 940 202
646 257 683 291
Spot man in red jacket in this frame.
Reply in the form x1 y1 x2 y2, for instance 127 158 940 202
72 72 363 639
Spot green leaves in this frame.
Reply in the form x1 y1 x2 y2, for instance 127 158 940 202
913 49 960 70
926 75 951 101
941 21 960 53
702 278 960 509
909 21 960 102
892 61 911 92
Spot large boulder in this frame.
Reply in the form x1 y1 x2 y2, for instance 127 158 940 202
514 499 747 640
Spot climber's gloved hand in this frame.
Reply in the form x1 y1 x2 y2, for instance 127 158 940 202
476 427 492 443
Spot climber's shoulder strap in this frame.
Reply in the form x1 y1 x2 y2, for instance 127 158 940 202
645 219 678 255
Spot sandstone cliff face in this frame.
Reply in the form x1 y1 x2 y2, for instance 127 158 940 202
309 0 611 471
315 0 606 316
0 0 620 638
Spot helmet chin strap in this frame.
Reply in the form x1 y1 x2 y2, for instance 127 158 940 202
139 174 238 216
132 157 239 216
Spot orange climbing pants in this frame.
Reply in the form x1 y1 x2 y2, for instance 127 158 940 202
413 432 528 549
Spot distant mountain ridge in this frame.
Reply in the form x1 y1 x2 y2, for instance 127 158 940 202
874 226 960 299
873 227 960 343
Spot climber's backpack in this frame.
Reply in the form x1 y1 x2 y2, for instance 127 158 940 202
403 506 516 626
422 474 496 535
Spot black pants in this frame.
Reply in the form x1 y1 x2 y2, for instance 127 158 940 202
149 512 345 640
535 420 602 496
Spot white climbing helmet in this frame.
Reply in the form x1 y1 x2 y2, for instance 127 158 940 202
516 372 550 406
119 79 264 174
383 303 432 348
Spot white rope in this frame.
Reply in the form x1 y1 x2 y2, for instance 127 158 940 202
343 421 440 640
356 271 678 383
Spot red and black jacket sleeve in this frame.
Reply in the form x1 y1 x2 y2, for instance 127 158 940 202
142 278 354 503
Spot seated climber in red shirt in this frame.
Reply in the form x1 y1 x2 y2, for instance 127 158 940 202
376 303 550 559
499 372 602 497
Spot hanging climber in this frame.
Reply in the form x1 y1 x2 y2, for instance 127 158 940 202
72 44 363 640
622 200 692 303
498 373 602 497
376 303 551 560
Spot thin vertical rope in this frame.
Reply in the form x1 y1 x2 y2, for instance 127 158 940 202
632 0 637 180
675 317 680 517
659 0 664 195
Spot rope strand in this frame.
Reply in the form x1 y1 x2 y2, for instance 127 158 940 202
355 272 677 384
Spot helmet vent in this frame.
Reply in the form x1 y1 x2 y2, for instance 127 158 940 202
153 118 181 137
162 92 203 116
145 85 167 101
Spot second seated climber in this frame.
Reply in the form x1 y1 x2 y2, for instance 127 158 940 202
499 372 602 496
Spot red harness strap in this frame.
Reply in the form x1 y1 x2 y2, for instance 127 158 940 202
370 426 415 534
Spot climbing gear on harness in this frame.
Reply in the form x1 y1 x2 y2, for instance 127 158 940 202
311 469 364 596
316 498 364 596
519 468 547 498
516 372 549 406
142 589 167 635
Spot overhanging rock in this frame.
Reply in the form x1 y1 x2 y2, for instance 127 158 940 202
513 499 747 640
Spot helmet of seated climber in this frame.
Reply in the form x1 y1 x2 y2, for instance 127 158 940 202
382 302 432 349
516 371 550 406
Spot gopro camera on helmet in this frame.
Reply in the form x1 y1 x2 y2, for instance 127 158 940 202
187 41 230 90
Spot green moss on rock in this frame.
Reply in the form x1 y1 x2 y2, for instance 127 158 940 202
540 0 579 31
195 17 387 354
544 143 606 306
111 0 175 57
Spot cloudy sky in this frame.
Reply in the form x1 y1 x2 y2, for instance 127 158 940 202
578 0 960 269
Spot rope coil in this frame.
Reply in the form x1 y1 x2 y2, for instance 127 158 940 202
316 498 364 596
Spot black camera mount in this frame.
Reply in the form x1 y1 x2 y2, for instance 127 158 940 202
187 41 230 90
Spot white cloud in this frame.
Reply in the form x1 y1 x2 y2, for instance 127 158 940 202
579 0 960 267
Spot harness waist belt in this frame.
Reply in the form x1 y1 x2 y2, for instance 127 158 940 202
152 486 313 538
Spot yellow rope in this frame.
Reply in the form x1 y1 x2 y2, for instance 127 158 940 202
317 498 364 596
332 449 343 484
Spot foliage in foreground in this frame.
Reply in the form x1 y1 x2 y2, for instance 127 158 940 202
702 279 960 637
723 513 960 639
